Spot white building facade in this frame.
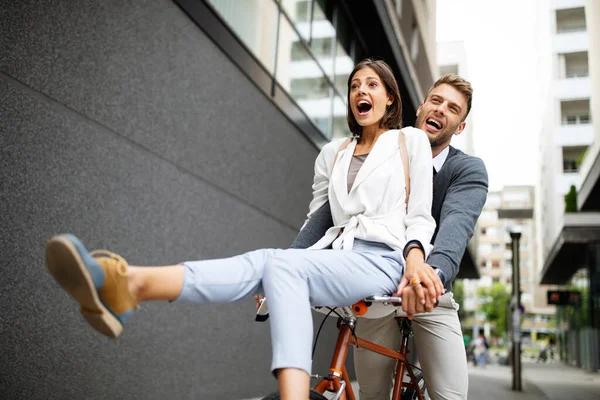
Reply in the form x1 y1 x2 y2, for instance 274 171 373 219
538 0 600 371
539 0 594 258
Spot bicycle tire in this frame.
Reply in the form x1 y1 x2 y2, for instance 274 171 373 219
262 389 328 400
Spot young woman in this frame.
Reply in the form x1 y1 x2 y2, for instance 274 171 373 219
46 58 436 400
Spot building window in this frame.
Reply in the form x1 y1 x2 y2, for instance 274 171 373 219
563 51 589 78
564 114 591 125
562 146 588 173
291 38 333 61
561 99 591 125
555 7 586 33
199 0 362 142
206 0 279 74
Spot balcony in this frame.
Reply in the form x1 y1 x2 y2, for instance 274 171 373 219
555 123 594 146
554 76 591 99
541 213 600 284
554 31 588 53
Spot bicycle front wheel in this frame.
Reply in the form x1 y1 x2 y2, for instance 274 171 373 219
262 389 328 400
401 370 427 399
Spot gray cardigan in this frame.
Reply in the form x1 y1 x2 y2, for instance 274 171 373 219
291 145 488 292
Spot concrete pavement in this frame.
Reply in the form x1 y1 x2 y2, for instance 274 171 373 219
244 359 600 399
468 362 546 399
468 360 600 400
521 360 600 400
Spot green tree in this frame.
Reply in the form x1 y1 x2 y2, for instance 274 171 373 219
477 283 511 337
564 185 577 213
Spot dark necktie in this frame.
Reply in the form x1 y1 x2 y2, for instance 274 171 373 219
433 166 437 179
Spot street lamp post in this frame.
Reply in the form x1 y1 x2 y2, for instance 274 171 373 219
510 231 522 392
498 207 532 391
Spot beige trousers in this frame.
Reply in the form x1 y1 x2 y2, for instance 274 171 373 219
353 293 468 400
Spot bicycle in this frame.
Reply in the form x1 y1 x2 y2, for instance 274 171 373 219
260 296 427 400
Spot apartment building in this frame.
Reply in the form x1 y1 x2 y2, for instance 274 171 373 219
466 186 554 341
539 0 594 254
1 0 467 398
539 0 600 372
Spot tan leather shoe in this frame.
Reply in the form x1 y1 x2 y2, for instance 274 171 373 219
46 234 137 338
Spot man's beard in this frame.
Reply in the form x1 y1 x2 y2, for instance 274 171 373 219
416 113 455 148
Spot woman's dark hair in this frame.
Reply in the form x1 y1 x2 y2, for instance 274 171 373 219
346 58 402 138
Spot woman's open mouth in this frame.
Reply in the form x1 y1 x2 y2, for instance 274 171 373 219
357 100 372 116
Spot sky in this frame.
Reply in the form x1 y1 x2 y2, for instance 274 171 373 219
436 0 551 192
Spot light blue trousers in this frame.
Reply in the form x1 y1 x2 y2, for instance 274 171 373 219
175 240 404 375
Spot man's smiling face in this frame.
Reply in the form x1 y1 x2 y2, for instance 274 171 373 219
416 83 468 151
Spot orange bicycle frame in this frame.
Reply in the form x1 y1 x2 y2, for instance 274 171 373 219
312 316 425 400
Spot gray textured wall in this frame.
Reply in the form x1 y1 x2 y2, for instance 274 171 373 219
0 1 345 398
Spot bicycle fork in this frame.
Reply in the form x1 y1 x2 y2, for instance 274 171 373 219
312 318 357 400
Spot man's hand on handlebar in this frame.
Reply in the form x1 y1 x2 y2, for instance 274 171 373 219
394 247 445 319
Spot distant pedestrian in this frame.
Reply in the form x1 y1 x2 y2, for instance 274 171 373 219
473 330 489 367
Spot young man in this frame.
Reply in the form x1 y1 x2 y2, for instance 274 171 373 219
291 74 488 399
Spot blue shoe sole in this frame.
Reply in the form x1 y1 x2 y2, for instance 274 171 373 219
46 235 123 338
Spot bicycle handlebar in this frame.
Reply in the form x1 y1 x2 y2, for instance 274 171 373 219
364 295 402 304
256 295 403 321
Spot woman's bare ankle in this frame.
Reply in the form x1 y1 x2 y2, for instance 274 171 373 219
126 266 144 303
126 264 185 302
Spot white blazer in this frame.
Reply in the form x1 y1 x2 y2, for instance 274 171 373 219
304 128 436 259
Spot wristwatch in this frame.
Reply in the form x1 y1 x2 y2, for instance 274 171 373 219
432 267 446 286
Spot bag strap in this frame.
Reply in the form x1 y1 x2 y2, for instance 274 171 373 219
397 129 410 209
332 138 352 170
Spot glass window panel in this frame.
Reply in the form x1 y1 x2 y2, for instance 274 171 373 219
333 42 354 97
305 1 335 75
290 77 330 100
293 0 311 23
281 0 327 42
277 14 332 138
282 0 326 24
332 95 350 139
206 0 278 74
291 37 332 61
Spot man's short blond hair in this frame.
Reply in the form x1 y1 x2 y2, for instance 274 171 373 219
427 74 473 120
